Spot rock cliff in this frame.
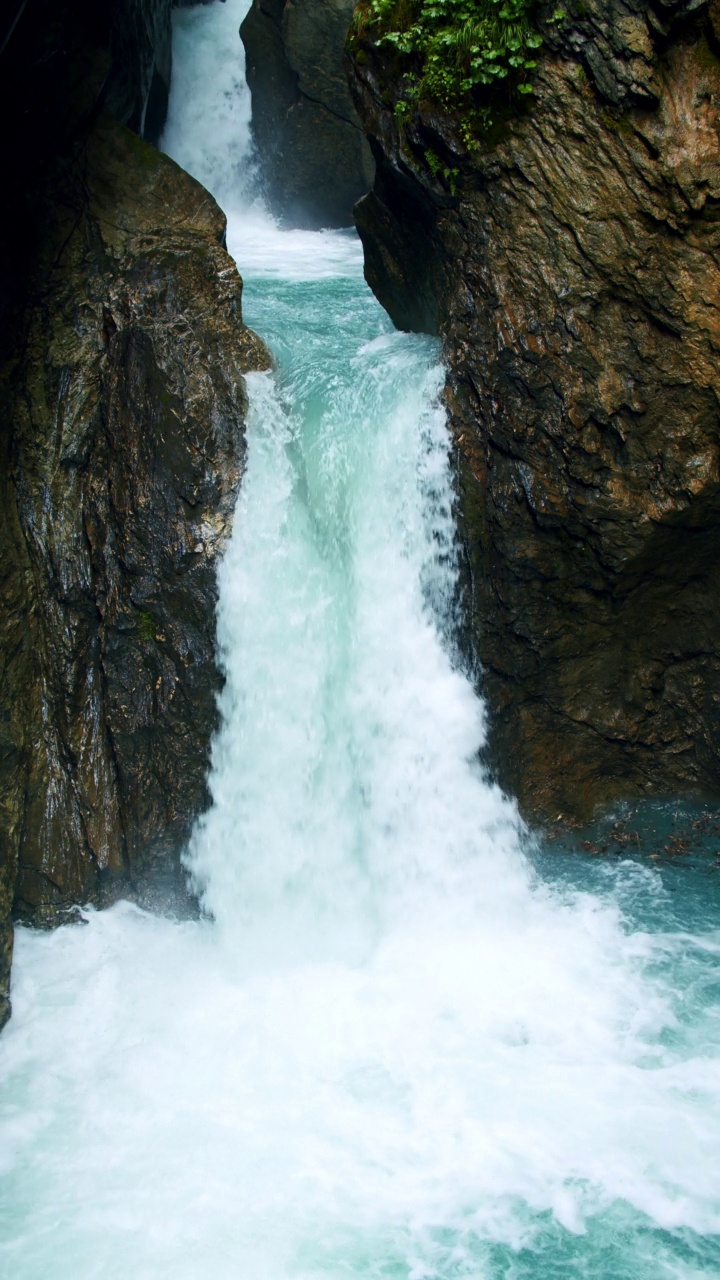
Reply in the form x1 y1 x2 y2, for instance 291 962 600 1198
242 0 374 225
0 1 269 1028
348 0 720 823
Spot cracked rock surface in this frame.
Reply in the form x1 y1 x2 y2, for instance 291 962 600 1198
0 115 269 1026
348 0 720 822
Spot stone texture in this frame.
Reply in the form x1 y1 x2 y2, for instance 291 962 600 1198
107 0 173 143
0 0 177 360
0 86 269 1028
348 1 720 824
242 0 374 226
0 0 271 1030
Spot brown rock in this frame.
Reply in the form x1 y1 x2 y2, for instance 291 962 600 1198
348 5 720 823
0 115 269 1025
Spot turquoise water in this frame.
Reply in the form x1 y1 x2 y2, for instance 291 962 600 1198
1 2 719 1276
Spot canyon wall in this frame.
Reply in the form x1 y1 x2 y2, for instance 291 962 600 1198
241 0 374 225
348 0 720 824
0 0 268 1027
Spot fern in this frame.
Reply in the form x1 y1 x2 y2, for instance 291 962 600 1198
355 0 563 127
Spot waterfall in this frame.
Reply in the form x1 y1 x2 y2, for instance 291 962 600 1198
1 3 719 1277
163 1 528 964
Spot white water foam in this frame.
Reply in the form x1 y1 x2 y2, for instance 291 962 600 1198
1 3 719 1277
163 0 364 277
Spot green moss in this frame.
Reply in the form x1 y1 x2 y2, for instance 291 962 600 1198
136 610 156 642
693 33 720 74
120 125 165 172
602 109 635 138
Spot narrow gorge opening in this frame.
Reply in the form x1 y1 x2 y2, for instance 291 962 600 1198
1 3 719 1277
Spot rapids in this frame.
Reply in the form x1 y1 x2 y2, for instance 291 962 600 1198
1 2 719 1276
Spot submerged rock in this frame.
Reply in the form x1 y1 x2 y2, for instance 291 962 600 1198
0 115 269 1026
348 2 720 823
241 0 374 227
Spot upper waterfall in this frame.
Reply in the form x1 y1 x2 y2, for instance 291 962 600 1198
162 0 256 210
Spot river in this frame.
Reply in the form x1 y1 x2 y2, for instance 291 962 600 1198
1 1 719 1276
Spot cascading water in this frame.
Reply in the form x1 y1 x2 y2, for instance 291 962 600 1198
1 2 719 1276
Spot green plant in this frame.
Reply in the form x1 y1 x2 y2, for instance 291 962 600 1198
137 610 156 642
424 147 460 191
358 0 553 123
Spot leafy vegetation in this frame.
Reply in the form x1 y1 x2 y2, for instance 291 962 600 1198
137 610 156 642
354 0 564 135
424 148 460 191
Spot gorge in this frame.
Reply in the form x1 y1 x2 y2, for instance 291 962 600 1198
0 0 719 1277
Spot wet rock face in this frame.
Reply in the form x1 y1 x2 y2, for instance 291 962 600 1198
348 3 720 823
0 119 268 1026
241 0 374 227
0 0 270 1029
0 0 175 354
106 0 173 143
